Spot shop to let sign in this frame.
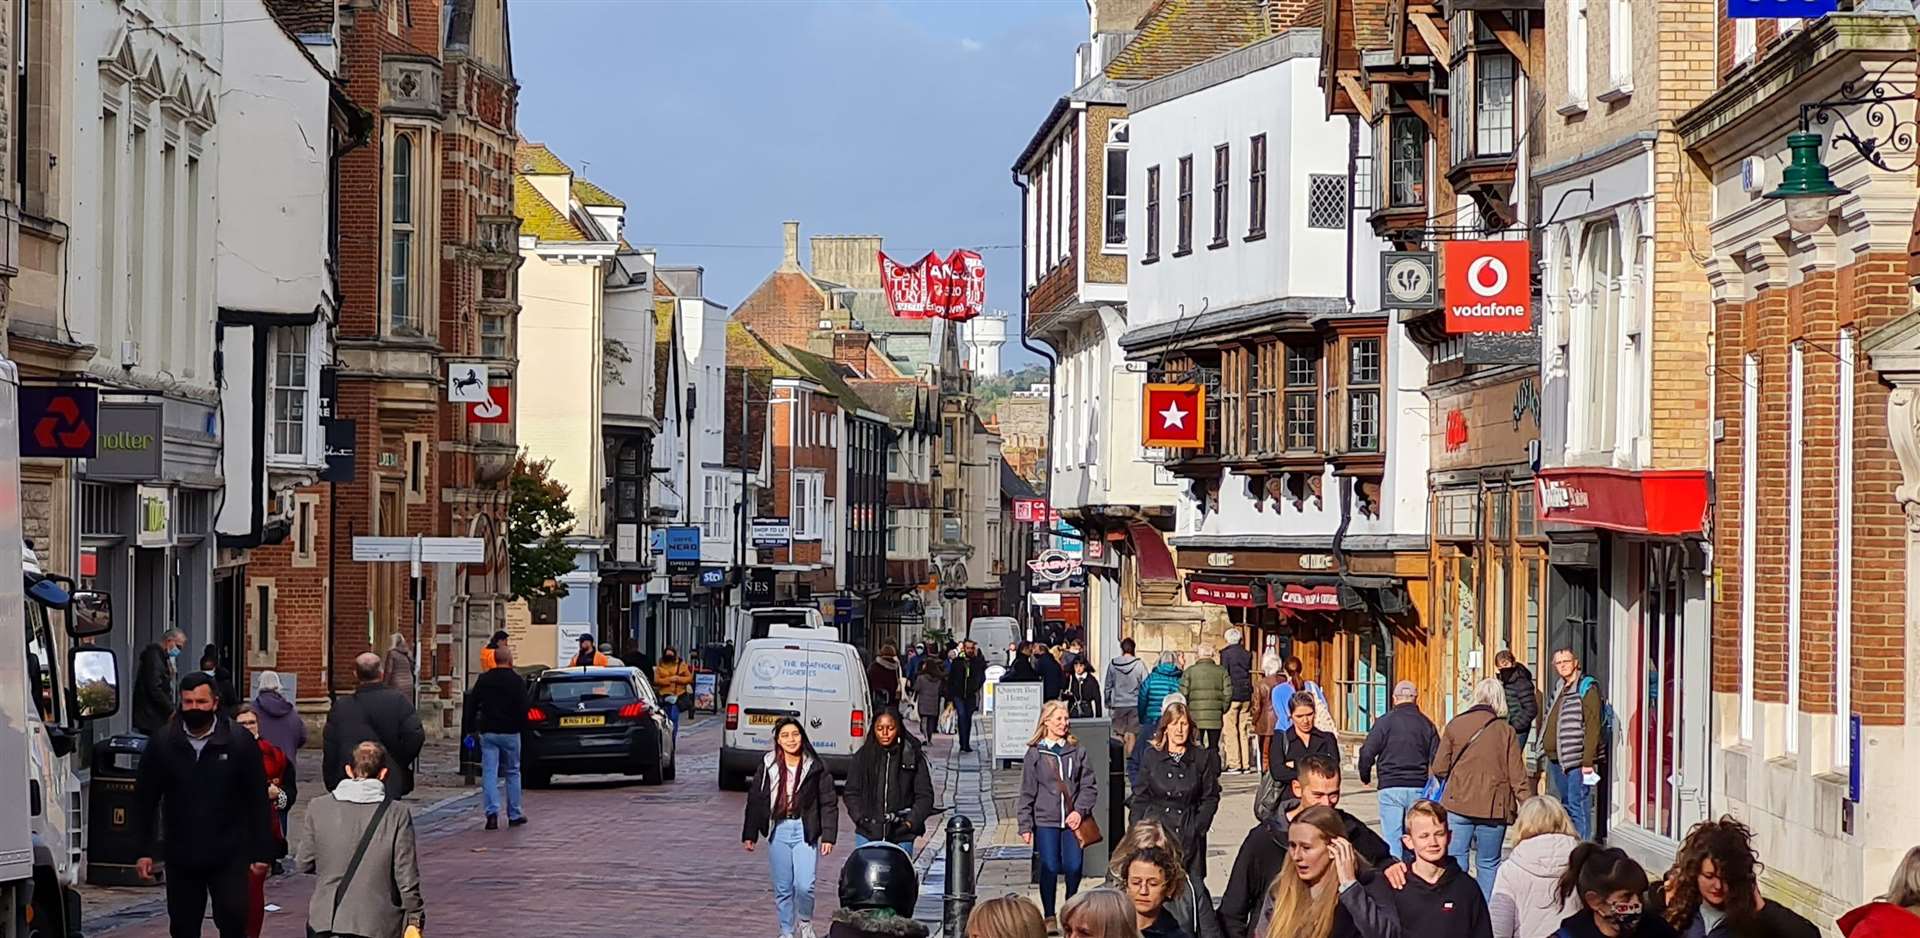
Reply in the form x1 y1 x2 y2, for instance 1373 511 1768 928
1445 240 1532 334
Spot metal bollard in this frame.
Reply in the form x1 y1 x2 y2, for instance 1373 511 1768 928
942 814 976 938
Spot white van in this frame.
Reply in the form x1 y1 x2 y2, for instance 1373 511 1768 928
967 615 1024 663
718 638 871 790
744 606 839 642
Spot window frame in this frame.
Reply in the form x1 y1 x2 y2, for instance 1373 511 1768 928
268 325 315 463
793 472 824 540
1563 0 1590 112
1338 333 1385 455
1248 133 1268 239
1218 345 1247 457
1387 114 1427 209
1210 144 1230 249
1145 165 1161 262
1104 119 1128 252
1604 0 1633 98
1283 342 1322 454
1307 174 1349 230
1175 155 1194 255
1250 342 1279 455
386 127 424 337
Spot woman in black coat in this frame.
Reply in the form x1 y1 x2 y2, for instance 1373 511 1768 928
1131 702 1223 881
1064 658 1103 718
1271 691 1342 792
743 717 839 938
842 710 935 849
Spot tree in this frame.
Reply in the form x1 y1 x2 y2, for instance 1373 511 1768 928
509 453 577 600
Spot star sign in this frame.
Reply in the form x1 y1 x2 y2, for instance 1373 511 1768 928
1159 401 1189 429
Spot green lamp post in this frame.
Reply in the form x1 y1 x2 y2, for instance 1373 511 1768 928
1764 131 1851 234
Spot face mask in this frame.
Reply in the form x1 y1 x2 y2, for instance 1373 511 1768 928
167 647 181 660
203 669 216 677
1602 905 1644 932
180 709 215 732
663 653 676 662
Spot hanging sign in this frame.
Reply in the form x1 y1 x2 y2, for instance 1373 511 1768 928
20 386 98 459
1141 384 1206 449
467 386 510 424
1274 583 1342 611
1012 498 1048 524
1445 240 1532 334
1027 549 1081 582
447 363 492 403
879 251 933 319
945 249 986 322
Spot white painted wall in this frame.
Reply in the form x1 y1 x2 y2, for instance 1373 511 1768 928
517 253 606 537
602 255 657 424
680 297 731 566
1051 305 1180 512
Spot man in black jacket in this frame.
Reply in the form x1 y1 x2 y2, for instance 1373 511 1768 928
945 641 987 753
1495 650 1540 748
323 652 427 798
1356 680 1439 863
1219 627 1255 775
132 628 186 736
133 672 275 938
463 644 529 829
1220 754 1403 938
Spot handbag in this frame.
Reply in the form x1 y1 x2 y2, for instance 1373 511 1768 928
1423 715 1497 803
1055 774 1103 848
306 797 395 938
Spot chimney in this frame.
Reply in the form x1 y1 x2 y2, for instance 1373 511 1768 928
781 221 801 272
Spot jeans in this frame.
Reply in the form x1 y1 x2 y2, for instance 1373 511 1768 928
956 697 976 751
1447 815 1507 901
480 732 524 821
166 861 249 938
855 833 915 850
1222 701 1251 770
666 700 682 740
1032 825 1085 917
1549 760 1595 840
1377 786 1423 863
767 819 818 934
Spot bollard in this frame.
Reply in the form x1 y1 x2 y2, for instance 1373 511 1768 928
942 814 976 938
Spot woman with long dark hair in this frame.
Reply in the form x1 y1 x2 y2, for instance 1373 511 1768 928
1553 844 1677 938
743 717 839 938
1652 818 1817 938
843 709 934 849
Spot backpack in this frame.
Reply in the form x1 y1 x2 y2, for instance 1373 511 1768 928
1576 676 1618 746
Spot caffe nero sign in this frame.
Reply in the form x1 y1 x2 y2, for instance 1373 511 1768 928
86 403 163 481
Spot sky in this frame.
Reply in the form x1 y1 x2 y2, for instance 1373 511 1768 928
511 0 1091 371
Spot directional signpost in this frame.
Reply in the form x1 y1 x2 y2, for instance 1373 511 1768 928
352 535 487 705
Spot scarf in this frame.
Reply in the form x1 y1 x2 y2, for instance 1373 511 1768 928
332 777 387 804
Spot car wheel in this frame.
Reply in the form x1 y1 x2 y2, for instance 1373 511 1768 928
717 769 748 792
662 752 677 782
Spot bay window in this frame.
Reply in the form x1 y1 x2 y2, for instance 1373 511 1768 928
1104 120 1128 249
388 130 421 335
1345 337 1383 453
1219 346 1247 457
1284 343 1320 453
1388 115 1426 208
1251 342 1278 454
270 326 312 459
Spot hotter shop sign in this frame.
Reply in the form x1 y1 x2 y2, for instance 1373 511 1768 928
1445 240 1532 334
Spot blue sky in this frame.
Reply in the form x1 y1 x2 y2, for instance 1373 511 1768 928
512 0 1089 370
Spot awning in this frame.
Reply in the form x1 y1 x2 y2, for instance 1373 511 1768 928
1185 579 1260 607
1128 521 1179 582
1263 574 1414 617
1535 468 1709 536
1272 583 1342 611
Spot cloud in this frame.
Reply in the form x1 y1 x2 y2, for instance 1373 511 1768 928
959 37 984 52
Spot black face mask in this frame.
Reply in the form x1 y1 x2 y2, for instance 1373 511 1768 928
180 708 216 733
663 653 676 662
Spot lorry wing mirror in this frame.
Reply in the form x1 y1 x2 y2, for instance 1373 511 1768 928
68 590 113 638
70 648 119 721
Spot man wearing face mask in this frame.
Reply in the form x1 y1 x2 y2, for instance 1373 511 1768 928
132 672 277 937
134 628 187 735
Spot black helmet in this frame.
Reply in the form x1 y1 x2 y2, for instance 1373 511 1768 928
838 842 918 917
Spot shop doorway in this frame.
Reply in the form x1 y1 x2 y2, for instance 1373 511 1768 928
213 568 245 687
1632 543 1687 841
1551 553 1610 839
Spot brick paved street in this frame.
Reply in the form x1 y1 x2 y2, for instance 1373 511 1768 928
85 716 976 938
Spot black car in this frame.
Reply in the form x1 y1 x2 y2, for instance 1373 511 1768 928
523 667 678 787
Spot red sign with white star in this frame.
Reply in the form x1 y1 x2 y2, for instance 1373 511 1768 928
1142 383 1206 449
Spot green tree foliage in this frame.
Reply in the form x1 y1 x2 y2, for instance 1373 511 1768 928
510 453 577 600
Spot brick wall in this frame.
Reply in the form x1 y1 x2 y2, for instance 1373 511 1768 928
1712 251 1909 727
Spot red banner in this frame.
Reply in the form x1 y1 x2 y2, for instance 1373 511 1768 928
946 249 986 322
1273 583 1341 612
1186 579 1256 607
879 251 933 319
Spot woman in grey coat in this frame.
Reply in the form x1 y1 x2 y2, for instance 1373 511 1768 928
1017 699 1099 924
297 740 424 938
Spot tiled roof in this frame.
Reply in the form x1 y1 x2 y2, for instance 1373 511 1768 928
514 141 570 175
1294 0 1325 29
726 323 803 380
733 270 829 336
784 346 871 412
848 380 924 428
572 178 625 208
1105 0 1272 81
513 176 587 242
1351 0 1390 51
653 274 676 297
263 0 332 36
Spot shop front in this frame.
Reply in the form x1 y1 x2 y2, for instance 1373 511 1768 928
1176 544 1426 733
1537 466 1711 856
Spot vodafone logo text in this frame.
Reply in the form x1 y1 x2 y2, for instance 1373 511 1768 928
1445 240 1533 334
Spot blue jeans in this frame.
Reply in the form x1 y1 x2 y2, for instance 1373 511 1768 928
955 697 976 751
479 733 523 821
767 819 818 933
854 833 915 850
1377 787 1423 863
1447 814 1506 901
666 700 681 739
1032 826 1085 917
1549 760 1594 841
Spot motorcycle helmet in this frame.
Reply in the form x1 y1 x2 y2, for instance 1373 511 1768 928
838 842 918 917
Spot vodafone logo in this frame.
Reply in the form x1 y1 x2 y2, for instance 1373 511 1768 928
1445 240 1532 333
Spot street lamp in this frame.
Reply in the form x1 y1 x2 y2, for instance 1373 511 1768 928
1765 132 1850 235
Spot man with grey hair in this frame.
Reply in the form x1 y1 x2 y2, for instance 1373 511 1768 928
134 627 188 735
1218 627 1255 774
1179 643 1230 751
322 652 426 798
1356 679 1438 862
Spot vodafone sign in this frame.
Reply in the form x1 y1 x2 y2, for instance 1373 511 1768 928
1445 240 1532 334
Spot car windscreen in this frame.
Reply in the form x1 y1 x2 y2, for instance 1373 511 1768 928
536 676 637 704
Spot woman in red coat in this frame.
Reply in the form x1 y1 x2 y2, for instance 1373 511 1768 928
1845 848 1920 938
234 704 291 938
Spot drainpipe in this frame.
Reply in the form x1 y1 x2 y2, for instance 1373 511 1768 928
1332 475 1393 704
1013 169 1058 642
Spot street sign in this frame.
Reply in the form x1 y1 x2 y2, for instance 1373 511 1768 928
1027 549 1081 582
664 525 701 562
1031 591 1062 608
751 516 791 551
322 418 358 483
351 536 486 563
1849 713 1863 802
19 386 98 459
447 363 491 403
834 596 853 625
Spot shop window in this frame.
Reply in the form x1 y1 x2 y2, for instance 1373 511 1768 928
1487 485 1511 541
1436 489 1479 539
1145 165 1161 262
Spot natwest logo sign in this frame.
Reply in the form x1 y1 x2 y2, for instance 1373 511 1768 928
1142 384 1206 449
1445 240 1532 334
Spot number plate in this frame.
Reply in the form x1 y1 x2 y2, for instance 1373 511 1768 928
747 713 781 726
558 714 605 728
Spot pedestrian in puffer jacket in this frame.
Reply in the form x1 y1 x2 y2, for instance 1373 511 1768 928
1490 798 1581 938
842 712 934 848
1495 650 1540 746
1138 653 1184 727
1178 648 1230 747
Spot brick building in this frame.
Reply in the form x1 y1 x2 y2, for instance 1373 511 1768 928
1681 8 1918 918
245 0 519 735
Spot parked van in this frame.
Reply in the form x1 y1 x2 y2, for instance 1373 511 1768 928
718 638 871 790
967 615 1024 663
744 606 839 642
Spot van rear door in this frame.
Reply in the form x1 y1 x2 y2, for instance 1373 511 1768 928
801 645 859 759
733 645 809 754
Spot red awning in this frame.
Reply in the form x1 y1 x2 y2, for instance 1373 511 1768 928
1186 579 1257 607
1272 583 1342 612
1128 521 1179 582
1535 468 1709 536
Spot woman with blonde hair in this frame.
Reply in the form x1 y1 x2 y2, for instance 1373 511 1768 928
1430 677 1530 900
969 895 1049 938
1254 806 1401 938
1105 819 1223 938
1842 846 1920 937
1131 702 1222 881
1061 888 1142 938
1489 796 1582 938
1018 699 1100 925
